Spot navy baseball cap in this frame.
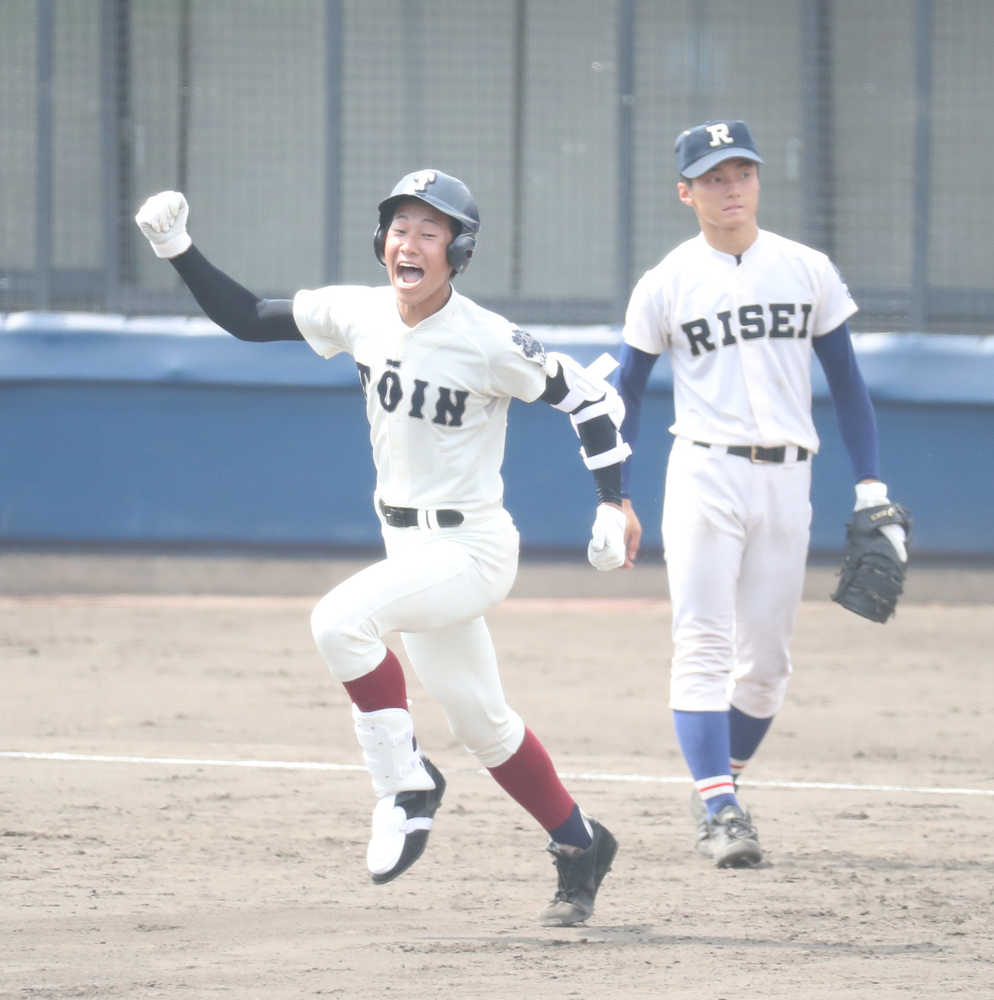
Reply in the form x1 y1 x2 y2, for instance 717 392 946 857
675 120 763 178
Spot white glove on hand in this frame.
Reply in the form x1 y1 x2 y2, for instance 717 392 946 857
587 503 626 571
854 481 907 562
134 190 192 258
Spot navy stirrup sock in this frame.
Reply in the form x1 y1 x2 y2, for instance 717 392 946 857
729 705 774 781
548 803 593 850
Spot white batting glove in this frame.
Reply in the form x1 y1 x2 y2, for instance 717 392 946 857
134 190 192 258
587 503 626 571
854 481 907 562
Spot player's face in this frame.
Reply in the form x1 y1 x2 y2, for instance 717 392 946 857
678 158 759 249
384 199 454 327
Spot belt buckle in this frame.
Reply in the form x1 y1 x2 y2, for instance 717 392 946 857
749 445 771 464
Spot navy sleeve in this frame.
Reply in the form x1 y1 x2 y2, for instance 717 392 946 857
612 343 658 497
170 246 303 342
812 322 880 482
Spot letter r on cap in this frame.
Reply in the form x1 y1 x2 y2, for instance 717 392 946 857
705 123 733 147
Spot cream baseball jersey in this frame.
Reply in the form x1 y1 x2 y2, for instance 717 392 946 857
293 284 549 512
622 229 857 451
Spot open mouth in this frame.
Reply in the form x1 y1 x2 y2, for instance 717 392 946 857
397 264 424 286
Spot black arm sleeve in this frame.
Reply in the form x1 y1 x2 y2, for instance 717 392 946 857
588 451 623 506
169 246 304 342
539 364 623 506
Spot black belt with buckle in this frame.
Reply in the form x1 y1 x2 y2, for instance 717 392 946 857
694 441 808 464
379 500 464 528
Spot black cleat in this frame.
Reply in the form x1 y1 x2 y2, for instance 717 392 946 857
697 802 762 868
539 818 618 926
367 757 446 884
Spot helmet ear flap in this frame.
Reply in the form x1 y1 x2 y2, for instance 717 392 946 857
372 222 387 266
446 232 477 275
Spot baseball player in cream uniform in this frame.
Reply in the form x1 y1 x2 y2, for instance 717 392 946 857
136 169 625 925
615 121 907 866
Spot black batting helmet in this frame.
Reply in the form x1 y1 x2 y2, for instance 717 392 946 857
373 169 480 276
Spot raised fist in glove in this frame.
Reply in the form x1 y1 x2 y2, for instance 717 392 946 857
588 503 626 571
831 481 912 623
135 191 192 259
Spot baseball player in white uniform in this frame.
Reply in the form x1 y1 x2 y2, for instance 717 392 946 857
615 121 908 866
135 169 626 925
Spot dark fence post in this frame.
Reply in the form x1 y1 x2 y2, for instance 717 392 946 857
35 0 54 309
911 0 933 333
323 0 344 284
616 0 635 324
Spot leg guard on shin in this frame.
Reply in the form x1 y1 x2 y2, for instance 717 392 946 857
352 705 436 798
352 706 445 884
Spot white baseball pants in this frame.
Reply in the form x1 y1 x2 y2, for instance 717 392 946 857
662 437 812 718
310 508 526 768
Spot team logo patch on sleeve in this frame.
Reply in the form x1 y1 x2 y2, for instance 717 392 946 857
511 327 547 367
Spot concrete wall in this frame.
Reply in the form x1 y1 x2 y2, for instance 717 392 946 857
2 313 992 556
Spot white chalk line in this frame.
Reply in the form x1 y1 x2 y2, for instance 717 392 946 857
0 594 663 612
1 750 991 798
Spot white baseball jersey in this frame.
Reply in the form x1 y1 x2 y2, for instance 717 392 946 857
623 229 857 452
292 284 548 512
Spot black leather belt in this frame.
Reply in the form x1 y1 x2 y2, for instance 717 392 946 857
694 441 808 464
379 500 464 528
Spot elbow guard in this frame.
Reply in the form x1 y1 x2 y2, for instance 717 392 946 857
545 352 632 471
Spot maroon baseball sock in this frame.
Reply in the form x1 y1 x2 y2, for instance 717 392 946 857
342 649 408 712
488 728 591 848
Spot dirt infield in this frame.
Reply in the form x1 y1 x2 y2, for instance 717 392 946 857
2 551 992 999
